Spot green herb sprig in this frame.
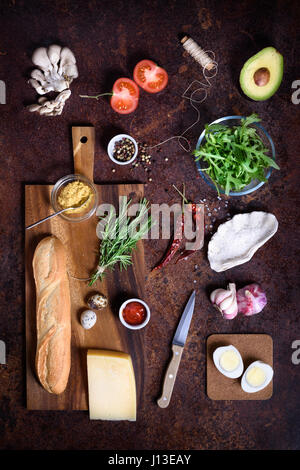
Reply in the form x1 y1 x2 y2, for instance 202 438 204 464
193 114 280 195
90 198 152 285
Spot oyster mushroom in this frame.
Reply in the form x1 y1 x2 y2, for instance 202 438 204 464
58 47 78 80
27 44 78 116
32 46 53 72
27 89 71 116
29 45 78 95
47 44 62 72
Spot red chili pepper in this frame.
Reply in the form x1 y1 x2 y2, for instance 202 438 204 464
176 203 204 263
152 212 184 271
152 183 205 270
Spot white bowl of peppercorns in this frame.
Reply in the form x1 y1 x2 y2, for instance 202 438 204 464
107 134 138 165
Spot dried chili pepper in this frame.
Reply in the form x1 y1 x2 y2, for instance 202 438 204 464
176 203 204 262
152 185 204 271
152 211 184 271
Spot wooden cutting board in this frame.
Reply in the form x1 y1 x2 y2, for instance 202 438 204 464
206 334 273 400
25 126 146 410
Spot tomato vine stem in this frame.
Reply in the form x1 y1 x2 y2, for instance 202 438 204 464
79 92 113 100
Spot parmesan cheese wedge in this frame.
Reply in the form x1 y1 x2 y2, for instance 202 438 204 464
87 349 137 421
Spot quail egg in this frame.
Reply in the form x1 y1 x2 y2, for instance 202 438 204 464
80 310 97 329
87 293 108 310
241 361 273 393
213 345 244 379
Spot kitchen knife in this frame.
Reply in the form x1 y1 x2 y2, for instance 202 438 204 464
157 290 196 408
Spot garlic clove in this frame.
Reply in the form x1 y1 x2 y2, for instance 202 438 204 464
219 293 235 310
222 301 238 318
210 283 238 320
210 288 231 306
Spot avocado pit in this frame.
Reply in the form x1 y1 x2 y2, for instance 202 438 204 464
254 68 270 87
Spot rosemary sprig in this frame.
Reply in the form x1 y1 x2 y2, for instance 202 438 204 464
89 198 152 285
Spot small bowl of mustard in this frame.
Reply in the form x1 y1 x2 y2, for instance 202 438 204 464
51 174 98 222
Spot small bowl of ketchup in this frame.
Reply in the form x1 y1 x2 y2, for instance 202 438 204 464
119 298 150 330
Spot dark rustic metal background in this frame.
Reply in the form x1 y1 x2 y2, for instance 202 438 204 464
0 0 299 450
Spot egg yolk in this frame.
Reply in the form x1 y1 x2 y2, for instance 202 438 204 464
219 350 240 372
246 366 266 387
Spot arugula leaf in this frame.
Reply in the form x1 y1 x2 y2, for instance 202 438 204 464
193 114 279 195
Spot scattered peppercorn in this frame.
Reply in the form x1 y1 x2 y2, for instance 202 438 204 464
131 142 154 173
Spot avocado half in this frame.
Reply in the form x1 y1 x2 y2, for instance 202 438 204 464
239 47 283 101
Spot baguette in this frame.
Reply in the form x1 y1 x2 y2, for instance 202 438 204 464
32 236 71 394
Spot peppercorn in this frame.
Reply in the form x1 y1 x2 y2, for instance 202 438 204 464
113 137 135 162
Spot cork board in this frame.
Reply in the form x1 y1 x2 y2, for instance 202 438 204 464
206 334 273 400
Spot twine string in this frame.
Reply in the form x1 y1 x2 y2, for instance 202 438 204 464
147 51 218 153
182 37 216 70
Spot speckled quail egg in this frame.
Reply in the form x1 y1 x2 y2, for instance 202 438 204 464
87 293 108 310
241 361 273 393
213 345 244 379
80 310 97 329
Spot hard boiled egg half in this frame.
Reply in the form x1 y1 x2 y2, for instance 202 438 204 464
213 345 244 379
241 361 273 393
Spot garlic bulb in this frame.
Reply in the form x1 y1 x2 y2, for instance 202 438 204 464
210 283 238 320
237 284 267 316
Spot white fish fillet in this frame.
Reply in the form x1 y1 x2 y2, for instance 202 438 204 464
208 211 278 272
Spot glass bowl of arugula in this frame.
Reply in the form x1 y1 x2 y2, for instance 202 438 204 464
193 114 279 196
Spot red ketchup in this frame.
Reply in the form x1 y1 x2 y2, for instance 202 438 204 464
122 301 147 326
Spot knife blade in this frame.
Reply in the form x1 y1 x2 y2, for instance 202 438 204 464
157 290 196 408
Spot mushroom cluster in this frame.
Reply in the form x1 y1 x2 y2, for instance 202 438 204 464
27 45 78 116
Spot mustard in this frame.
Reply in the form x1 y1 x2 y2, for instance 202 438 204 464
58 181 93 213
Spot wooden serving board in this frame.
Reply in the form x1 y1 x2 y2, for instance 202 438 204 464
25 127 145 410
206 334 273 401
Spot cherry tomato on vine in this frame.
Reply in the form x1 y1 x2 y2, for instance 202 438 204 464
110 77 140 114
133 60 168 93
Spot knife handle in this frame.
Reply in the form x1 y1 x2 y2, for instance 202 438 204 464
157 344 184 408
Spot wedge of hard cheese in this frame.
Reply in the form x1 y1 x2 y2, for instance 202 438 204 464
87 349 137 421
